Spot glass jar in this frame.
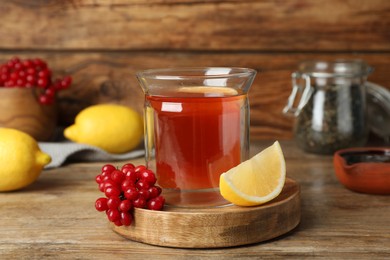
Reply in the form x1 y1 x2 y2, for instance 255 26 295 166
366 82 390 143
284 60 373 154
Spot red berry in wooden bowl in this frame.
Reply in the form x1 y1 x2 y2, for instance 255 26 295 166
0 56 72 105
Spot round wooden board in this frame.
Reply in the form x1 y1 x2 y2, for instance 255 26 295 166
111 178 300 248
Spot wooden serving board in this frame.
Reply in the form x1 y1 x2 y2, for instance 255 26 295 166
111 178 300 248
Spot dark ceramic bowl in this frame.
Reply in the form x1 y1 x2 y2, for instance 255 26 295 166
333 147 390 195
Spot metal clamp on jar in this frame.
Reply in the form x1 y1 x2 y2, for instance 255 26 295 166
284 60 373 154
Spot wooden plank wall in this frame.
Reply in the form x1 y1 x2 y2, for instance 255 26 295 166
1 0 389 140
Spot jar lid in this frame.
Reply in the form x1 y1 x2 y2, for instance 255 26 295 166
366 82 390 141
298 60 373 78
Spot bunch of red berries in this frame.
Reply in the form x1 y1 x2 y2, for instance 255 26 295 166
0 57 72 105
95 163 165 227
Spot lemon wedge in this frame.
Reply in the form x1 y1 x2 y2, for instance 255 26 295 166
219 141 286 206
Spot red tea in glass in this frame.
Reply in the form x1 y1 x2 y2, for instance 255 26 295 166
137 68 256 207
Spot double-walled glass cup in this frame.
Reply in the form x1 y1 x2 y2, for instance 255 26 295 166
137 67 256 207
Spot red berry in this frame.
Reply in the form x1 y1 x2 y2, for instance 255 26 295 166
111 170 125 184
136 179 151 190
134 165 147 173
95 174 103 184
16 78 26 87
6 59 15 68
121 178 135 192
98 182 105 192
38 94 53 105
95 197 108 212
122 166 134 174
100 171 111 181
106 209 120 222
1 73 8 82
5 80 16 87
119 199 133 212
59 75 72 89
121 163 135 170
1 65 9 74
114 219 123 226
107 196 121 210
14 62 23 71
22 59 34 68
120 212 133 226
139 169 157 185
45 87 56 98
6 57 19 68
26 74 36 84
148 186 162 199
104 186 121 198
33 58 47 69
124 187 139 201
138 188 150 200
38 68 51 78
26 67 36 75
102 180 118 192
102 164 116 174
133 197 147 208
37 78 48 88
124 168 138 182
147 196 165 211
10 72 18 80
18 70 27 79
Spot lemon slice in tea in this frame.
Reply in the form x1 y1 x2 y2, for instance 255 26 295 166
179 86 238 96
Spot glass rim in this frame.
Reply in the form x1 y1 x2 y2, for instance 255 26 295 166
136 67 257 80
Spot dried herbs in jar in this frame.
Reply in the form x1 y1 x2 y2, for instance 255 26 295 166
284 60 373 154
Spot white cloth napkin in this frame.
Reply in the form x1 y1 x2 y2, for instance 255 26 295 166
38 142 145 169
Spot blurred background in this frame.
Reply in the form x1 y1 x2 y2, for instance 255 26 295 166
1 0 389 140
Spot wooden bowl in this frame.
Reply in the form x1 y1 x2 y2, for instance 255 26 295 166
0 87 57 141
333 147 390 195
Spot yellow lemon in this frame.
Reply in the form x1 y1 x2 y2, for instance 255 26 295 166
0 127 51 192
219 141 286 206
64 104 143 154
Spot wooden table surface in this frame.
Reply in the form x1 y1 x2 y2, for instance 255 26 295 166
1 140 389 259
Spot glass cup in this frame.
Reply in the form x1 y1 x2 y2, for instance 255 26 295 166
136 67 256 207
